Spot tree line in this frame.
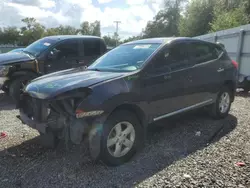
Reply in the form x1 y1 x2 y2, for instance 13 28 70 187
0 18 101 46
1 0 250 47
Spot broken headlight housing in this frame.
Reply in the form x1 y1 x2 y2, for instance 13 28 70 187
49 88 92 116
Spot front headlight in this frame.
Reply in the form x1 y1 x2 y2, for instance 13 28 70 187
0 66 10 77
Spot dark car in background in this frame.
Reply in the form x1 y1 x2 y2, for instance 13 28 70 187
18 37 238 166
7 48 25 53
0 35 107 102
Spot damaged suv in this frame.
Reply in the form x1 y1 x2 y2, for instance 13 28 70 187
18 38 238 166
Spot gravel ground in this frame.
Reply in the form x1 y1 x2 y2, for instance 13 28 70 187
0 92 250 188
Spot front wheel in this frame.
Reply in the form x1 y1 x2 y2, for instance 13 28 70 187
91 110 144 166
9 77 31 103
209 86 232 119
39 130 59 149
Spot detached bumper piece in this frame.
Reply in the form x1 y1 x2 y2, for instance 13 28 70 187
17 111 47 134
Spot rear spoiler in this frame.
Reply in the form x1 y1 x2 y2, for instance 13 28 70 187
216 42 225 49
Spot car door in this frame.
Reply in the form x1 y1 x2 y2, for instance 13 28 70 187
188 41 224 104
140 42 194 121
45 39 81 73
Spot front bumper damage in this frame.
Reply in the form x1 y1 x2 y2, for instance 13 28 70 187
17 94 103 145
0 77 8 89
18 110 47 133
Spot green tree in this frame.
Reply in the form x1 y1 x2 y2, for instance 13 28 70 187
43 28 60 36
79 22 91 35
210 7 248 32
143 0 186 38
21 17 37 30
56 25 78 35
90 21 101 36
179 0 215 37
19 17 45 45
209 0 250 32
0 27 20 44
79 21 101 36
103 33 120 47
122 36 141 43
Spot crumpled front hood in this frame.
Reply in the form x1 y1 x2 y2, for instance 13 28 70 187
0 52 34 65
25 68 127 99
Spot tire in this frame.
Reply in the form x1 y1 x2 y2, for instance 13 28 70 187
210 86 232 119
9 77 31 103
39 130 59 149
243 85 250 93
96 110 144 166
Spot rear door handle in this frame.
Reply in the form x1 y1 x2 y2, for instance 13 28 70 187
217 68 224 72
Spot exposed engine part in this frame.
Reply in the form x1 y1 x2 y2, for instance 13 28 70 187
20 93 92 145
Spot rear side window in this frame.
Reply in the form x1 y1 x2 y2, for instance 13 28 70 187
83 40 101 56
190 42 218 64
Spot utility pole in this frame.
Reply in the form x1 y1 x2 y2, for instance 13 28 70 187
114 21 121 46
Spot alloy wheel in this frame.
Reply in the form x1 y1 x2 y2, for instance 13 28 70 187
107 121 135 158
219 92 230 113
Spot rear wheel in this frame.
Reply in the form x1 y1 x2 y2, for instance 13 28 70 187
210 86 232 119
92 110 144 166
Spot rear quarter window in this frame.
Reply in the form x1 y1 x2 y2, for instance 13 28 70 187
190 42 218 64
214 45 224 57
83 40 101 56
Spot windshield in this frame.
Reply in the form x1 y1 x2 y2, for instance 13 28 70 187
24 38 58 57
88 43 161 72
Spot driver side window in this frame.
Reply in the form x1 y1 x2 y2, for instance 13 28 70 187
49 40 80 60
151 42 190 72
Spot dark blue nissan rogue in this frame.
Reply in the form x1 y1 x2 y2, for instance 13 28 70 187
17 37 238 166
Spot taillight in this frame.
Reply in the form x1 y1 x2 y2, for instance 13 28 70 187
232 60 238 69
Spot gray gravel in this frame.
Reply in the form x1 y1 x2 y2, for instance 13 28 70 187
0 92 250 188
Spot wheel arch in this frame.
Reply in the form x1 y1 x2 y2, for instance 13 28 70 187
223 80 236 102
110 103 147 129
88 103 147 161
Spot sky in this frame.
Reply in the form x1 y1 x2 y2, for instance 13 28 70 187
0 0 164 39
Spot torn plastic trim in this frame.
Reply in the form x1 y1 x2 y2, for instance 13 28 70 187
45 87 92 117
53 87 92 101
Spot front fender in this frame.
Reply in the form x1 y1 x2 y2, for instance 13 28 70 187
76 78 133 115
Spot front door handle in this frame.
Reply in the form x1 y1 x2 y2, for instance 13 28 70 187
46 64 51 68
217 68 224 72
